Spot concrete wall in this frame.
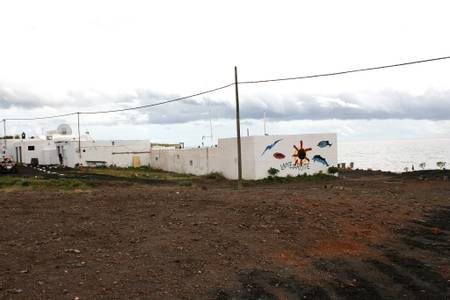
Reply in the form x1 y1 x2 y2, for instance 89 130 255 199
149 133 337 180
150 147 211 176
211 137 256 180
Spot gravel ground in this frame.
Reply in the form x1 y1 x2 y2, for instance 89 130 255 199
0 171 448 299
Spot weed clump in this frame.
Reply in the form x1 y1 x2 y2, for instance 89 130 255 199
204 172 226 180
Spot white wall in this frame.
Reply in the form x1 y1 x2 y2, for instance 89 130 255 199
8 133 337 179
57 140 151 168
9 139 59 165
150 147 210 176
149 133 338 180
211 137 256 180
253 133 337 178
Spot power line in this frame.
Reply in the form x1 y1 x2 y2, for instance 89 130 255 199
6 112 78 121
4 83 234 121
3 55 450 121
81 83 234 115
239 55 450 84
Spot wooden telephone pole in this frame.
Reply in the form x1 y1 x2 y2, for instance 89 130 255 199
234 67 243 189
2 119 6 156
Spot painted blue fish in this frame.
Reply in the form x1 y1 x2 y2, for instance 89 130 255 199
312 155 329 166
261 139 283 156
317 140 332 148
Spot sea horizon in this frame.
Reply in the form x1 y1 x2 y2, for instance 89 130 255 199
338 137 450 172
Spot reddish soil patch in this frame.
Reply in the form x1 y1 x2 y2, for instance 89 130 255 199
0 172 448 299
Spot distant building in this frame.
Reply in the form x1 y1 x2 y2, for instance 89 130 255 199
5 127 337 179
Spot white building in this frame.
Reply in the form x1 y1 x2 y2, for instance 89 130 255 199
5 126 337 180
55 139 150 168
150 133 337 180
7 125 151 168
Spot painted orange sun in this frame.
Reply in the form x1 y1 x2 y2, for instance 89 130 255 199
292 140 312 166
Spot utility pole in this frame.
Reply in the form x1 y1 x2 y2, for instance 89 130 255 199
77 112 82 165
2 119 6 156
234 67 243 189
207 100 214 146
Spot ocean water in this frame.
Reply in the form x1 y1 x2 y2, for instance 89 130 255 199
338 138 450 173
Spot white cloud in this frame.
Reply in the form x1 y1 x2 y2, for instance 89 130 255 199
1 0 450 143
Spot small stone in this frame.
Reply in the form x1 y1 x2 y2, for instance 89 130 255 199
65 248 81 254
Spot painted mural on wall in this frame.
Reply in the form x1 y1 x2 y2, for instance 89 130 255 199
292 140 312 166
273 152 285 159
312 154 329 166
262 137 335 174
317 140 332 148
261 139 283 156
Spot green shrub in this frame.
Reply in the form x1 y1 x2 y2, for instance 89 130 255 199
328 166 339 174
436 161 446 170
267 167 280 177
204 172 225 180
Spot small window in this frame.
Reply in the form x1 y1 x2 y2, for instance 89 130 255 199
176 154 180 159
155 156 159 161
28 146 35 151
82 149 86 152
189 160 193 166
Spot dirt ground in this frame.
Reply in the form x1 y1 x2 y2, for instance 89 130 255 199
0 171 449 299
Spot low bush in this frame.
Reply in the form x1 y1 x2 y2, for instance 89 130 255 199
204 172 226 180
328 166 339 174
267 167 280 177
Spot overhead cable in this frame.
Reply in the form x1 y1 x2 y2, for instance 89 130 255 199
239 55 450 84
4 83 234 121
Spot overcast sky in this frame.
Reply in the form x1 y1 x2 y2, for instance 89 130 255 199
1 0 450 145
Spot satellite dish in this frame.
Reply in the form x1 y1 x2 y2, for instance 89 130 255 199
57 124 72 135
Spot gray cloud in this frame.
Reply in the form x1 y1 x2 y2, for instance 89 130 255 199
128 89 450 124
0 86 48 109
0 86 131 109
2 85 450 124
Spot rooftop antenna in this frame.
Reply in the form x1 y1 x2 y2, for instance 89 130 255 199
263 112 268 136
203 99 214 146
